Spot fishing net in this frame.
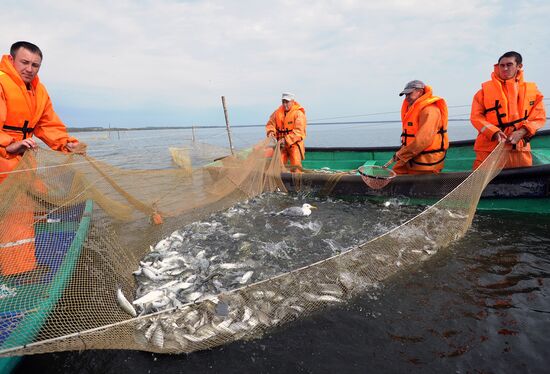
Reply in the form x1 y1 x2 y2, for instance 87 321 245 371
0 139 506 360
358 165 397 189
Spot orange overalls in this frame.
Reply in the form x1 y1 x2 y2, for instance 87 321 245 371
393 86 449 175
266 102 306 172
0 54 78 275
470 67 546 169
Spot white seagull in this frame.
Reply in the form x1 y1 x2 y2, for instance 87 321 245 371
277 203 317 217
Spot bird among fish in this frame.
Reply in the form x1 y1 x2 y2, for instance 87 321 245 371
276 203 317 217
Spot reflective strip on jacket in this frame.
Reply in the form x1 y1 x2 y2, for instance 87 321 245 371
398 86 449 169
471 67 546 152
265 102 307 160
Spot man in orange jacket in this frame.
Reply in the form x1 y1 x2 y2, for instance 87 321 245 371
470 51 546 169
265 92 307 172
391 80 449 175
0 41 84 276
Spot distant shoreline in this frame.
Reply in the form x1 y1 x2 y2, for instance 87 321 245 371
66 118 480 133
67 126 222 133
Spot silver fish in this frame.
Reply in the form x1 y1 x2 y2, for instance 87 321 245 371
251 290 265 300
133 289 165 305
144 320 159 341
195 324 218 338
183 274 198 283
182 310 200 326
154 238 171 252
144 270 172 282
289 305 305 313
213 319 234 334
302 292 322 302
229 321 250 333
116 288 137 317
186 291 203 303
150 325 164 348
182 330 215 343
170 281 195 293
170 231 184 242
166 268 187 276
255 310 272 326
247 316 259 328
337 272 357 293
239 270 254 284
319 283 345 298
158 280 179 289
317 295 343 303
152 296 171 309
174 330 190 349
218 263 244 270
242 306 253 322
264 290 276 299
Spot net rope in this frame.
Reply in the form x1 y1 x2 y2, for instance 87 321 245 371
0 140 505 357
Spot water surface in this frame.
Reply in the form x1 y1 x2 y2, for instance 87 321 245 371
17 124 550 373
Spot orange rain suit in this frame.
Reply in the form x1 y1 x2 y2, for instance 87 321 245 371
266 101 306 172
393 86 449 175
0 54 78 276
470 67 546 169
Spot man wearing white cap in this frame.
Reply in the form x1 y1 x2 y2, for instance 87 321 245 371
265 92 307 172
389 80 449 174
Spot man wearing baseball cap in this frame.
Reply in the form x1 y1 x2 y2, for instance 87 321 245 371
265 92 307 172
389 80 449 174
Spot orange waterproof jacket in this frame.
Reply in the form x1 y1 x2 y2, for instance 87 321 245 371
471 67 546 152
266 102 306 159
397 86 449 170
0 54 77 182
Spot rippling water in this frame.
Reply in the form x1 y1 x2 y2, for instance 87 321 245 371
17 125 550 373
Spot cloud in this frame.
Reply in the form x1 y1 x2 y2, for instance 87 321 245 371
0 0 547 126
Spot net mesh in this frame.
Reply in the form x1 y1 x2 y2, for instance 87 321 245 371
0 140 505 357
358 165 397 190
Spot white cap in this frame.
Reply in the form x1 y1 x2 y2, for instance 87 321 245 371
281 92 295 102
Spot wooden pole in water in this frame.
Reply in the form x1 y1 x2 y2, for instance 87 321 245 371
221 96 235 155
192 126 196 143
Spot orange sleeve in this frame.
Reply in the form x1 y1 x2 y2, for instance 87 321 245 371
286 110 306 146
0 85 16 150
396 105 440 163
470 89 500 141
266 111 277 136
522 87 546 137
32 95 77 152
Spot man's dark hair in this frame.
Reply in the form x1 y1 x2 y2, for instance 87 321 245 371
10 41 43 60
498 51 522 65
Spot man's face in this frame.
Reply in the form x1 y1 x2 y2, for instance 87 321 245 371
405 88 423 105
282 99 293 111
9 47 42 84
497 57 522 81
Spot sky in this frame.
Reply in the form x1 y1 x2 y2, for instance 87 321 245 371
1 0 549 128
